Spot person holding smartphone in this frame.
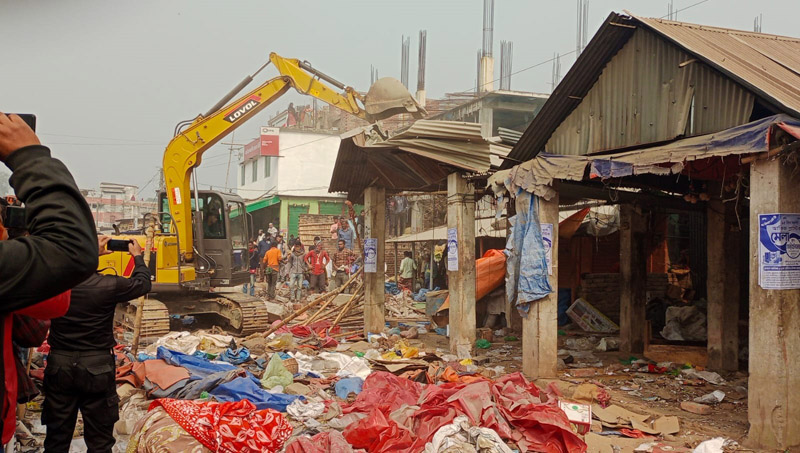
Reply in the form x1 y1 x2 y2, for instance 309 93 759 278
0 112 98 448
42 236 151 452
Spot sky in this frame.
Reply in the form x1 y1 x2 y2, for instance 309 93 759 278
1 0 797 197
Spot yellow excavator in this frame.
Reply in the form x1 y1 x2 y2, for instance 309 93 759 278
101 53 425 340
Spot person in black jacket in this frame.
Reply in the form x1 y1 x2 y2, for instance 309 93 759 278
0 113 99 448
43 237 151 453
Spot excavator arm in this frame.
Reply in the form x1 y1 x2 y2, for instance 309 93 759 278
163 52 424 261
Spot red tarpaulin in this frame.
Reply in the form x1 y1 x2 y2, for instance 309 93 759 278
340 371 586 453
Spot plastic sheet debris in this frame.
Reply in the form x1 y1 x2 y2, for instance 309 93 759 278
145 331 233 356
210 376 301 412
423 415 514 453
595 337 620 352
476 339 492 349
287 399 325 420
284 430 355 453
692 437 729 453
694 390 725 404
262 353 294 389
342 371 585 453
681 368 725 385
335 377 364 399
218 346 250 365
661 305 707 341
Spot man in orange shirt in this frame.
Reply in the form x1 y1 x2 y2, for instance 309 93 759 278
262 241 282 299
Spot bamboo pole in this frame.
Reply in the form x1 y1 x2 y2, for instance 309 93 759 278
333 292 364 326
303 281 364 326
263 267 363 337
131 214 156 355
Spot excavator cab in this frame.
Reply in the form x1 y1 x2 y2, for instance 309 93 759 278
158 190 251 288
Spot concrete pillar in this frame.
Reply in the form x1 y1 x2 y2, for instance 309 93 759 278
363 186 386 335
706 196 740 370
619 204 647 354
446 172 476 357
480 56 494 93
747 158 800 450
478 106 494 138
416 89 426 109
522 193 559 378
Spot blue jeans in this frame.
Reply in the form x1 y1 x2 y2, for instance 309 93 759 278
242 273 256 296
290 273 303 301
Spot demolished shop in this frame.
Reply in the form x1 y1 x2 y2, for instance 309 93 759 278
489 12 800 451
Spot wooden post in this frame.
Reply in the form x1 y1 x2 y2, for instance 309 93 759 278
363 186 386 335
522 192 559 378
447 172 476 357
505 199 523 333
746 158 800 450
429 240 435 290
706 196 740 370
411 242 417 289
619 203 647 354
394 242 399 283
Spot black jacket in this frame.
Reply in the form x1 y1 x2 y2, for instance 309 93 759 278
0 145 98 442
0 145 98 307
49 255 151 351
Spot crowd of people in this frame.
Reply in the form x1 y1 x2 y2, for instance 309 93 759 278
245 215 363 301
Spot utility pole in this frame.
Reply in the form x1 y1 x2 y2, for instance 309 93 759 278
225 132 236 188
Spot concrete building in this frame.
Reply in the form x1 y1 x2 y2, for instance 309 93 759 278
81 182 156 232
237 128 350 238
427 90 548 138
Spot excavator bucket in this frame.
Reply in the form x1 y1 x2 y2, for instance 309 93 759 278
364 77 427 121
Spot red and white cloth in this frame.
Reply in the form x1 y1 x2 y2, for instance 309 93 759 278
150 398 292 453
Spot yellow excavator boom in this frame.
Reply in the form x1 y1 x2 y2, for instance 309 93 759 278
163 53 424 261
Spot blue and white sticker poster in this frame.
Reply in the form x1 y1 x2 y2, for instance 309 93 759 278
541 223 553 275
759 214 800 290
447 227 458 271
363 238 377 273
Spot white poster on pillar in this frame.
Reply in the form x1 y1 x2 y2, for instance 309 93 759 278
541 223 553 275
363 238 377 273
447 227 458 271
758 213 800 290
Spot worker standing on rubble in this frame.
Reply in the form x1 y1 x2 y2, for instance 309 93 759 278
398 250 417 291
332 239 357 293
304 244 330 294
42 237 151 453
337 217 355 250
287 242 306 301
263 241 282 299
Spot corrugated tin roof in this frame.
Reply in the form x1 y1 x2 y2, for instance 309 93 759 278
631 13 800 117
506 12 800 167
544 26 754 156
329 120 511 197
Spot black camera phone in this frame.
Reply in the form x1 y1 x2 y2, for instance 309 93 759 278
106 239 132 252
4 206 26 230
8 114 36 132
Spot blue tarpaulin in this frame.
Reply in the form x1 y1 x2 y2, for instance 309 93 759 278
157 347 260 386
210 376 302 412
505 191 553 317
218 347 251 365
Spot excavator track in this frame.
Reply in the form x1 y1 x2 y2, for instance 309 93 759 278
215 292 272 336
115 298 171 345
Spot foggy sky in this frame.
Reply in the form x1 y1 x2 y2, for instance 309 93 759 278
1 0 796 197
